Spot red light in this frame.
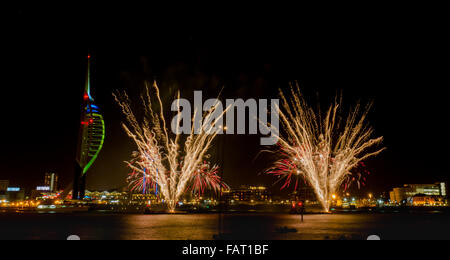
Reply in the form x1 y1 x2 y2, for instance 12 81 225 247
298 202 303 207
83 93 89 100
87 55 91 59
89 119 94 123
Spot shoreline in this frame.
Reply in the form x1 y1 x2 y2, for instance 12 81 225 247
1 206 450 215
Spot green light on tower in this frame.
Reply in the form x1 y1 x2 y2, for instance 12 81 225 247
73 55 105 200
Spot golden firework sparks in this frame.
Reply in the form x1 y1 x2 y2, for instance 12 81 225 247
114 81 228 212
267 82 385 212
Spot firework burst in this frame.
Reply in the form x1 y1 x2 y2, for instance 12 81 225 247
114 81 228 212
126 152 158 194
267 83 385 212
189 161 230 196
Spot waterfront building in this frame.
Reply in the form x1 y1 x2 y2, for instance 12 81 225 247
412 194 446 206
84 190 129 201
130 193 158 205
389 183 447 205
223 186 271 204
44 173 59 192
5 187 25 202
0 180 9 202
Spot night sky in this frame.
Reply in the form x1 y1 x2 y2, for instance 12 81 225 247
2 5 447 196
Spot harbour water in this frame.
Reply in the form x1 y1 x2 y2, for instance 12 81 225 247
1 212 450 240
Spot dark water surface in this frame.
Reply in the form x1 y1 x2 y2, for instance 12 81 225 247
1 213 449 240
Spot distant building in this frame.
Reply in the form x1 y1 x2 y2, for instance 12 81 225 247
223 186 271 204
30 186 50 200
44 173 59 192
30 173 59 200
0 180 9 201
84 190 129 201
1 181 25 202
130 192 157 205
0 180 8 191
412 194 446 206
81 190 157 205
5 187 25 202
389 183 447 205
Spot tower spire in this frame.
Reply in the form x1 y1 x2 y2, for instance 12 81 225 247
84 54 93 101
71 54 105 200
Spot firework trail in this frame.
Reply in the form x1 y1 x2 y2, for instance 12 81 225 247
114 81 228 212
267 83 385 212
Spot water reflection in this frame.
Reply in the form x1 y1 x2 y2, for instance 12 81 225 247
1 213 450 240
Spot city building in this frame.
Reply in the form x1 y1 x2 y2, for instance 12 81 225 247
0 180 9 202
81 190 158 206
44 173 59 192
412 194 446 206
223 186 271 204
30 173 60 200
0 183 26 202
6 187 25 202
1 181 25 202
31 184 64 200
130 193 158 205
84 190 129 202
389 183 447 205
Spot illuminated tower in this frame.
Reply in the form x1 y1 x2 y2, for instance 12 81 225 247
73 55 105 200
44 173 58 192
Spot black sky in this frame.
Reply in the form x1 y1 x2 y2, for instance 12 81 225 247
1 5 448 195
